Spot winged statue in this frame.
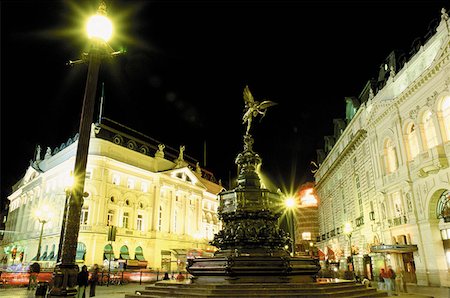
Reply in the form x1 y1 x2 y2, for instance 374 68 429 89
242 85 277 135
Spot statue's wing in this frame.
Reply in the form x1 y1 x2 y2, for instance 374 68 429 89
243 85 255 104
258 100 278 110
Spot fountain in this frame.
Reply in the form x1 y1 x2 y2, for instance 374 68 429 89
126 86 387 297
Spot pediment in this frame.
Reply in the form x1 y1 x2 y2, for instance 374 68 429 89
22 165 41 185
162 167 202 188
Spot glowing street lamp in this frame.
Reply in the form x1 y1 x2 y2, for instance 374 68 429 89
34 206 53 261
50 2 122 296
343 222 354 271
284 196 297 256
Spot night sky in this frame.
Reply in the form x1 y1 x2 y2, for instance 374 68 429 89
1 0 448 205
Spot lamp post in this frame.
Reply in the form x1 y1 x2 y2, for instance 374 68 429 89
285 196 296 257
343 222 354 272
56 173 74 263
35 206 53 261
50 2 118 296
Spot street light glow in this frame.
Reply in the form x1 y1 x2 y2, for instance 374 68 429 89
343 222 353 235
86 14 113 41
34 205 53 223
285 196 296 208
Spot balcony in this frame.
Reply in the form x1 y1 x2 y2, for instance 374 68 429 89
388 216 408 227
410 145 448 177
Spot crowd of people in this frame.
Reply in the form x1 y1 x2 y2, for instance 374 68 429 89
76 263 99 297
378 266 397 296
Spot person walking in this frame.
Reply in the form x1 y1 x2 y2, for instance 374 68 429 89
77 265 89 298
28 262 40 290
388 266 397 295
378 268 385 291
381 267 393 296
89 264 99 297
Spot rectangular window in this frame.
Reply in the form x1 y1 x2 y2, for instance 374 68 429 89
137 214 143 231
141 182 148 193
158 207 162 232
107 211 114 226
85 169 93 180
173 210 177 233
80 208 89 225
127 178 135 189
302 232 312 240
122 212 129 228
112 174 120 185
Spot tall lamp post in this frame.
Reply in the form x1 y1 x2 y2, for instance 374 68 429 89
56 173 75 263
34 206 53 261
343 222 354 272
285 196 296 257
50 2 118 296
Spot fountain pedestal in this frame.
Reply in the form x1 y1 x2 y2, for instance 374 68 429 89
187 134 320 284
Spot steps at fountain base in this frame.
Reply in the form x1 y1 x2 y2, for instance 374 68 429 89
125 281 388 298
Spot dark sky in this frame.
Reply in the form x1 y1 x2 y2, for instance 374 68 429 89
1 0 448 204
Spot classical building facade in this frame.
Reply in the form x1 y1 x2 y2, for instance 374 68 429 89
2 119 223 272
314 10 450 287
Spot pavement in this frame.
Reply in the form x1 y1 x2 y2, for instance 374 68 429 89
0 282 448 298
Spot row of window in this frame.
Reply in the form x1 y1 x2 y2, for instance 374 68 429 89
111 173 148 192
384 96 450 174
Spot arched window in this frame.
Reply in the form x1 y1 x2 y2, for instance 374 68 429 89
384 139 398 173
104 244 115 261
441 96 450 141
406 123 420 160
76 242 86 262
423 110 438 149
120 245 130 260
135 246 145 261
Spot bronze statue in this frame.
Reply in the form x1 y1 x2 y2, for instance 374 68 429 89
242 85 277 135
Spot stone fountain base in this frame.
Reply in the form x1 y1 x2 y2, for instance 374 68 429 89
186 254 319 284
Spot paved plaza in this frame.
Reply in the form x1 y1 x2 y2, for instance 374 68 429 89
0 282 449 298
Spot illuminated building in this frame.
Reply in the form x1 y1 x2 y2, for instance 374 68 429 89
314 9 450 287
2 119 223 272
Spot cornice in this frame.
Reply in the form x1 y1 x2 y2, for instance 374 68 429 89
316 129 367 188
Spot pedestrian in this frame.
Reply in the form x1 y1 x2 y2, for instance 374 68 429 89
28 262 40 290
89 264 99 297
163 272 170 280
77 265 89 298
388 266 397 295
378 268 385 291
381 267 393 296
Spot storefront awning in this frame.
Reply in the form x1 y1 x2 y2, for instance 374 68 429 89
318 249 325 260
326 246 335 260
370 244 418 253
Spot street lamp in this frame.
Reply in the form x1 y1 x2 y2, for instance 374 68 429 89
56 173 74 263
50 2 121 296
285 196 296 256
34 206 53 262
343 222 354 271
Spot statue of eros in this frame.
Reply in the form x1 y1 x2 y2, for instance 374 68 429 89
242 85 277 135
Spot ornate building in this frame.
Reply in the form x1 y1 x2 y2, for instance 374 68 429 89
1 119 223 272
314 9 450 287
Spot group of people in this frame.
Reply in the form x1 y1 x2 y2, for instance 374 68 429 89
378 265 397 296
76 264 99 298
